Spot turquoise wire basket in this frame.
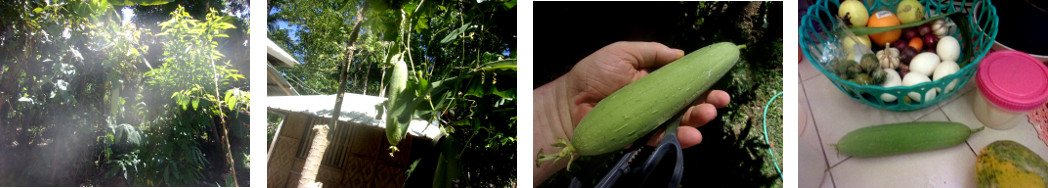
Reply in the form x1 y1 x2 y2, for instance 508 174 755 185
801 0 998 111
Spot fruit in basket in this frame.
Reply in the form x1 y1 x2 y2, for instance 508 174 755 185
902 28 919 40
910 52 941 76
931 19 949 37
923 34 939 50
976 140 1048 188
899 64 910 76
933 61 960 93
909 37 924 51
835 58 855 78
903 72 936 102
834 121 982 158
899 46 920 64
841 35 872 61
871 68 887 84
937 36 961 62
897 0 925 24
847 60 863 76
880 69 903 102
861 53 880 72
878 45 901 68
868 11 902 47
841 34 872 51
853 74 873 85
892 39 910 51
856 35 871 48
919 23 934 36
838 0 869 27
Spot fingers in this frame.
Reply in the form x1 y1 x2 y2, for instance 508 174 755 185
645 126 703 148
704 90 731 108
602 42 685 69
681 90 731 127
681 103 718 128
677 126 703 148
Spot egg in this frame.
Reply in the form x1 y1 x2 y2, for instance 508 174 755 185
932 61 960 93
909 52 940 76
880 69 903 102
902 72 936 103
937 36 961 62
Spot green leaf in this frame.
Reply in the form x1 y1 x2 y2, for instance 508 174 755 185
108 0 173 6
191 98 199 110
33 7 44 14
440 23 471 44
504 0 516 9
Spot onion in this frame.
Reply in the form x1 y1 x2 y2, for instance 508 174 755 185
893 39 910 51
923 34 938 49
918 24 933 36
899 46 919 64
903 28 920 40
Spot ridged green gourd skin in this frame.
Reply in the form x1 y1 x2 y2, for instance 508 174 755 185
386 54 411 148
836 121 981 158
571 42 740 156
977 140 1048 188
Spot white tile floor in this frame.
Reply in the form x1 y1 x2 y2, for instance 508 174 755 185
798 59 1048 188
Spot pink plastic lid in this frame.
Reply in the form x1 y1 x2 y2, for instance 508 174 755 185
976 50 1048 111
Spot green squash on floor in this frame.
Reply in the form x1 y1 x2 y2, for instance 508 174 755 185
977 140 1048 188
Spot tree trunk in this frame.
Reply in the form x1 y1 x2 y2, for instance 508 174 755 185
207 27 238 186
299 6 367 188
329 5 367 127
362 60 371 95
297 124 330 188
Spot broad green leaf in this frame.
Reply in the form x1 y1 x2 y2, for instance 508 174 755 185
33 7 44 14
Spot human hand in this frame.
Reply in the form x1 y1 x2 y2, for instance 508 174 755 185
533 41 731 184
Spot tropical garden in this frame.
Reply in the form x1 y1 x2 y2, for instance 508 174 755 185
267 0 516 187
0 0 250 186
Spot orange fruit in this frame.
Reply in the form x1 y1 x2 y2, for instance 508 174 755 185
867 11 902 47
909 37 923 51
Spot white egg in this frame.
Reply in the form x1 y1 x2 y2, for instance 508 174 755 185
902 72 936 103
909 52 941 76
932 61 960 93
937 36 961 62
880 69 903 102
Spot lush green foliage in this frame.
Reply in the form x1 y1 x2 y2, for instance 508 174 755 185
0 0 249 186
269 0 516 186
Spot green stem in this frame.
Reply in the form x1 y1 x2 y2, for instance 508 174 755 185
971 127 985 134
849 12 958 36
535 138 576 171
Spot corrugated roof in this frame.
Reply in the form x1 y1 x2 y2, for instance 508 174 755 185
266 38 300 67
266 93 442 139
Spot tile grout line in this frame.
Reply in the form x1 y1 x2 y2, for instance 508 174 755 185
802 78 838 188
942 109 980 156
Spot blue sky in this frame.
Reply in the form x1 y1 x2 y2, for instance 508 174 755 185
269 8 303 44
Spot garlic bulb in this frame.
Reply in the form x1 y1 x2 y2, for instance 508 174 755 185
877 44 901 69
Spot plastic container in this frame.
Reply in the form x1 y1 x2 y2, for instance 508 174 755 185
972 50 1048 130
